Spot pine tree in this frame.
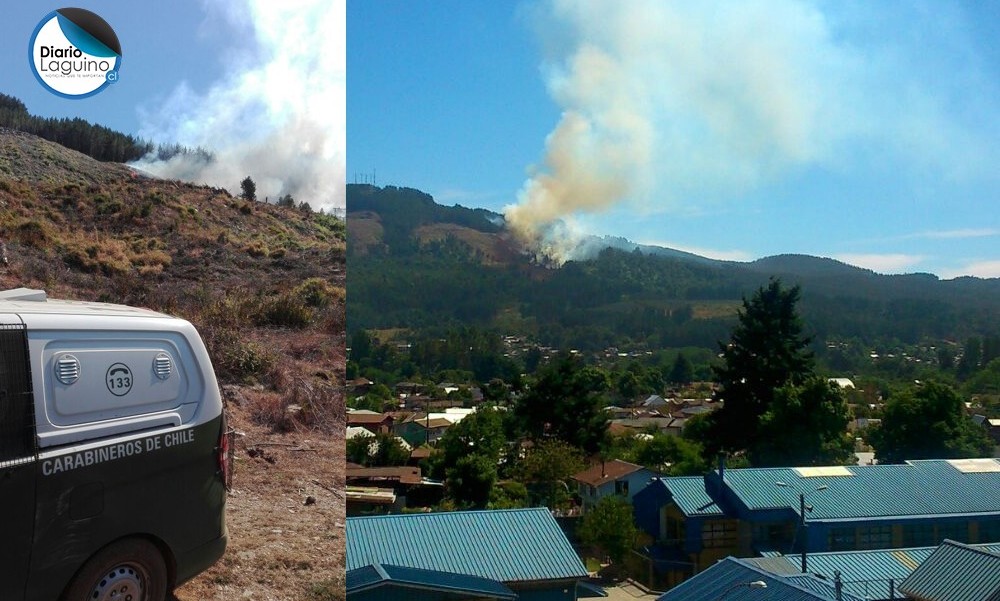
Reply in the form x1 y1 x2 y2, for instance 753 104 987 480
240 176 257 202
707 279 814 456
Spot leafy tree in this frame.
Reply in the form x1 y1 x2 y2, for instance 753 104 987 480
963 358 1000 399
431 406 506 507
240 176 257 202
514 352 610 454
345 432 409 467
753 376 855 467
577 496 640 564
445 454 497 508
631 433 709 475
276 193 295 208
868 381 994 463
707 279 814 456
511 439 585 509
436 405 505 469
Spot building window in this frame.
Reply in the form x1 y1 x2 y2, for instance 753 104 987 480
615 479 630 496
857 525 893 549
752 523 792 551
828 527 856 551
702 520 738 549
979 520 1000 543
903 523 936 547
938 522 968 543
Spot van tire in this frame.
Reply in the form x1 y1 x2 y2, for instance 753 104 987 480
61 538 168 601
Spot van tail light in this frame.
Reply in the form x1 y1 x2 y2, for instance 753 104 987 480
217 411 235 491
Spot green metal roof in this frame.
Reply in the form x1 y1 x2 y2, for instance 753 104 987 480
899 540 1000 601
750 543 1000 600
347 508 589 584
347 563 517 600
656 557 866 601
715 459 1000 520
664 476 723 517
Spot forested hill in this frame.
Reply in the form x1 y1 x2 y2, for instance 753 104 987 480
347 183 1000 355
0 93 209 165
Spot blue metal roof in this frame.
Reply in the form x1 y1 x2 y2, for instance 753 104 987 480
347 508 589 584
712 459 1000 520
656 557 866 601
749 543 1000 600
347 563 517 599
899 540 1000 601
664 476 723 517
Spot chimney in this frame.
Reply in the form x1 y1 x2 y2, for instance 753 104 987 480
718 453 726 481
601 460 607 478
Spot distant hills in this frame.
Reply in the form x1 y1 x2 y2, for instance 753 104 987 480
347 183 999 356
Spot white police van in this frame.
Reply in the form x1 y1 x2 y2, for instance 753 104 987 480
0 288 232 601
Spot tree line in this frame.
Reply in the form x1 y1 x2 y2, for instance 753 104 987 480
0 93 210 164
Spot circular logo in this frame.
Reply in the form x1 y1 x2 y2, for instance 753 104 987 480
29 8 122 99
106 363 133 397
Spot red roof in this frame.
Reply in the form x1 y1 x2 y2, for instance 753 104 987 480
571 459 644 487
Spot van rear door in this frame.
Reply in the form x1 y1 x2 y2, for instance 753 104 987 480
0 324 37 601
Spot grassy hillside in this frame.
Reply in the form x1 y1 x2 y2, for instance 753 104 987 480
1 128 346 425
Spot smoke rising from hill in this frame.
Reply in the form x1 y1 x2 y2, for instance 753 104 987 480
503 0 999 264
132 0 345 212
504 0 849 261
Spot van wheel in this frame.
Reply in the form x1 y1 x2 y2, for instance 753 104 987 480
62 538 168 601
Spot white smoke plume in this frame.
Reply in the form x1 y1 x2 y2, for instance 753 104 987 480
504 0 862 261
132 0 345 213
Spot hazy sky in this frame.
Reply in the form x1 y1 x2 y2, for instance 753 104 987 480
347 0 1000 278
2 1 346 211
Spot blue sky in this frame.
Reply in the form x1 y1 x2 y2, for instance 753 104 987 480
2 1 345 211
347 0 1000 279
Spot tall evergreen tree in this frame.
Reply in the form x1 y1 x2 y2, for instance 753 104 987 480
707 279 814 456
240 176 257 202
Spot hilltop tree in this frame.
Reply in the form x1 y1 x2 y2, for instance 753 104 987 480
868 381 993 463
240 176 257 202
705 279 815 457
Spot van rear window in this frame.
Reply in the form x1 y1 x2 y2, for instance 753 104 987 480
0 324 36 467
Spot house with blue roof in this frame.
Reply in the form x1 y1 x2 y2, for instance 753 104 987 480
745 542 1000 600
346 507 605 600
655 556 865 601
631 458 1000 590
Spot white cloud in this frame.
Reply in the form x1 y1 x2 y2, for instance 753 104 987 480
833 253 925 274
640 240 753 262
939 260 1000 280
903 228 999 240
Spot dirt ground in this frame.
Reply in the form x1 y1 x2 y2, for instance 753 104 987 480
172 389 346 601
